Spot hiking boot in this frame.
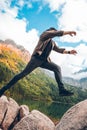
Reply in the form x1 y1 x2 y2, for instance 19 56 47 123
59 88 74 96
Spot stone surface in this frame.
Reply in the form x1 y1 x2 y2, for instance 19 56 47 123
0 96 8 124
56 99 87 130
19 105 29 119
12 110 55 130
1 95 87 130
0 96 19 130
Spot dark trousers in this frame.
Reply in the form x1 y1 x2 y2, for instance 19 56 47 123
0 56 64 94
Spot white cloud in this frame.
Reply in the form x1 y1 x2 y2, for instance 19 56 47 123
0 0 11 10
0 11 39 54
50 43 87 79
18 0 24 7
58 0 87 43
43 0 65 12
43 0 87 43
18 0 33 8
24 29 39 54
0 0 18 17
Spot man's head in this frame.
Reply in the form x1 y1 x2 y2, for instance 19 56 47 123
46 27 57 31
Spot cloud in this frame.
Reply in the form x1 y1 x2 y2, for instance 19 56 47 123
50 43 87 79
18 0 33 8
0 12 39 55
58 0 87 43
0 0 11 10
0 0 18 17
18 0 24 8
25 29 39 54
43 0 65 12
43 0 87 43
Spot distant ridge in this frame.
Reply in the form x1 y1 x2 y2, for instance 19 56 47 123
0 39 31 62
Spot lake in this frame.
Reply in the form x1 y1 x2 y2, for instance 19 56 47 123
17 99 73 123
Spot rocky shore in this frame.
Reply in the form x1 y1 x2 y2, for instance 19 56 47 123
0 95 87 130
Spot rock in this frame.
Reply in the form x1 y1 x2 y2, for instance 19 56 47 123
12 110 55 130
1 95 87 130
0 96 8 124
19 105 29 119
56 99 87 130
0 96 19 130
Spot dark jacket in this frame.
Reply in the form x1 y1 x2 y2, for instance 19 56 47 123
32 29 65 61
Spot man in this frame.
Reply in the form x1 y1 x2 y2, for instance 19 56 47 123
0 27 77 97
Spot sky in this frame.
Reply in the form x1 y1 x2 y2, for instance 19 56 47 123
0 0 87 79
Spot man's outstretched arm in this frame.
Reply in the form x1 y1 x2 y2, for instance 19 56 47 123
40 29 76 41
63 31 76 36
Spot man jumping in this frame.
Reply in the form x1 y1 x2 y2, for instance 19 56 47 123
0 27 77 97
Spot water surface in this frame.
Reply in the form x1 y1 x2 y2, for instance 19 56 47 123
18 99 73 122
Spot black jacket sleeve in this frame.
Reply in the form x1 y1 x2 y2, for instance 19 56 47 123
40 30 64 41
53 42 65 54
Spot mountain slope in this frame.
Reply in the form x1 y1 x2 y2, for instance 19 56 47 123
0 40 57 101
0 40 31 84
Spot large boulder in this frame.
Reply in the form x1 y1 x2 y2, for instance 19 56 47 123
0 96 19 130
0 96 8 124
12 110 55 130
56 99 87 130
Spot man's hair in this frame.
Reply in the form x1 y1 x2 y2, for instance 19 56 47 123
46 27 57 31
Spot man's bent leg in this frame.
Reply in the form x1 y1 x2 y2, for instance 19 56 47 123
40 61 64 89
0 57 43 96
40 61 74 96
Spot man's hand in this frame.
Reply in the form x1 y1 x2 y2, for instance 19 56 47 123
68 31 76 36
69 50 77 55
63 50 77 55
63 31 76 36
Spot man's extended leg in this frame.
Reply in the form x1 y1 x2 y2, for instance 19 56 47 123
40 61 74 96
0 57 43 96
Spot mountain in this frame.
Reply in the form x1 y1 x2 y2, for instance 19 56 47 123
43 67 87 89
0 39 30 62
74 68 87 74
63 77 87 89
